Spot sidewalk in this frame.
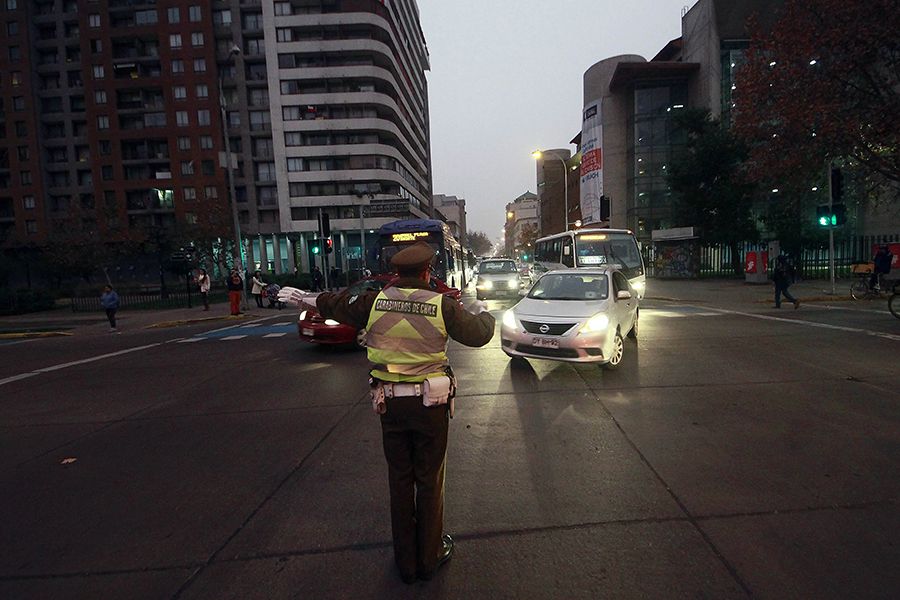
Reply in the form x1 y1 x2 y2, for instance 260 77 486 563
0 300 281 338
645 277 862 307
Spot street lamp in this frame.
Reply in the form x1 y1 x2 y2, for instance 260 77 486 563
219 44 248 308
532 150 570 232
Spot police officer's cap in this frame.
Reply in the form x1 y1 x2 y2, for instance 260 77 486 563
391 241 435 270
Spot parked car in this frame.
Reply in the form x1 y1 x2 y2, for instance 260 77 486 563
474 258 521 300
500 267 638 369
297 274 461 348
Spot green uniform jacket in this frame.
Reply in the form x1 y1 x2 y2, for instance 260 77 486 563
315 276 495 349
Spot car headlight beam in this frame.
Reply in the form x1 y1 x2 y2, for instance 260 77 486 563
324 319 340 326
477 279 493 290
299 310 308 321
579 313 609 334
502 310 517 329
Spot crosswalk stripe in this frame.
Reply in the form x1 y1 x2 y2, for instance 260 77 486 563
272 322 291 326
263 333 287 338
221 335 248 340
177 337 204 343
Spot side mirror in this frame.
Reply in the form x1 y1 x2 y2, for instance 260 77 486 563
616 290 632 300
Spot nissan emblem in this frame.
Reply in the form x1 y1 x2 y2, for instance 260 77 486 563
539 324 550 334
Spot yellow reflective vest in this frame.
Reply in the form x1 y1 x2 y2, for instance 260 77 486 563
366 286 449 382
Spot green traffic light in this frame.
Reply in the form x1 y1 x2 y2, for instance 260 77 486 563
312 246 320 254
819 216 829 227
831 214 837 226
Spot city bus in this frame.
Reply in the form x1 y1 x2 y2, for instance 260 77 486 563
532 229 646 297
375 219 467 289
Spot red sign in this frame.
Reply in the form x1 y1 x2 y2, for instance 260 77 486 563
745 251 758 274
871 243 900 268
580 148 602 175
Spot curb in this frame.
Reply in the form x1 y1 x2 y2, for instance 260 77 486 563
0 331 74 339
144 313 257 329
752 295 855 304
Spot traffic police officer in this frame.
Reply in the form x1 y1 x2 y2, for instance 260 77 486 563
279 241 494 583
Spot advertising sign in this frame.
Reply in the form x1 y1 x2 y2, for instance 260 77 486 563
580 100 604 224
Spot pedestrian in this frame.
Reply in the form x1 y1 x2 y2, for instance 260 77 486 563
226 270 243 316
870 245 893 291
251 270 266 308
363 266 372 278
100 284 120 332
278 241 495 584
772 255 800 309
311 266 324 292
196 268 211 311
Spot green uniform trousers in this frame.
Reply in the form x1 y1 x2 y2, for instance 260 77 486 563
380 395 449 579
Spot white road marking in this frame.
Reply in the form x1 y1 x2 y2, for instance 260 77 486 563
263 333 287 338
239 323 261 328
0 343 162 387
177 337 205 343
272 322 291 326
221 335 248 341
695 306 900 342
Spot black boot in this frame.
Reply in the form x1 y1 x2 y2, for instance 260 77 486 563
418 534 454 581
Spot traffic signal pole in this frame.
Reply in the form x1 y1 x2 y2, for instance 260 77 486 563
827 163 835 295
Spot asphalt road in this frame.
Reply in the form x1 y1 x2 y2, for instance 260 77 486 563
1 288 898 600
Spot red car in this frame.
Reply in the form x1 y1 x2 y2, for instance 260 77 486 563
297 275 461 348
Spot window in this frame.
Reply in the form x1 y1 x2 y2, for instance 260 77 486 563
286 158 302 172
169 34 182 49
192 58 206 72
17 146 28 160
197 110 210 126
7 21 18 35
245 38 264 54
177 136 191 150
90 39 102 54
94 90 107 104
92 65 104 79
227 111 240 127
190 32 203 47
195 84 208 98
167 7 179 23
274 2 291 16
99 140 111 155
199 135 213 149
181 160 194 175
282 106 300 120
183 187 196 200
253 138 273 156
171 59 184 73
175 111 189 126
213 10 231 25
188 5 201 21
23 195 35 209
101 165 113 180
201 160 214 175
6 0 17 9
15 121 27 136
26 220 37 234
284 132 302 146
20 170 31 185
135 9 157 25
243 13 262 29
11 72 21 88
256 162 276 181
204 186 218 199
173 86 187 100
97 115 109 129
185 212 197 224
276 28 292 42
249 111 270 131
88 14 100 27
12 96 24 110
8 45 20 61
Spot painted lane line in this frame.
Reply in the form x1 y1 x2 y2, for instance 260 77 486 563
272 322 291 326
220 335 248 341
239 323 262 328
263 333 287 338
177 338 205 343
203 314 287 335
695 306 900 342
0 343 163 387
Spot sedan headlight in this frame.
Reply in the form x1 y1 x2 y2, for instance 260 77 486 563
579 313 609 334
299 310 308 321
508 276 518 288
632 281 646 293
477 279 493 289
324 319 340 326
502 310 517 329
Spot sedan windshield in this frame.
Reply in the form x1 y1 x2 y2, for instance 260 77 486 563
528 274 608 301
479 260 517 274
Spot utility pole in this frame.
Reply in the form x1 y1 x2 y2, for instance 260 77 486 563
219 45 247 309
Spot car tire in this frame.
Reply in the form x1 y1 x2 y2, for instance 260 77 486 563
354 328 367 349
627 310 638 340
601 331 625 370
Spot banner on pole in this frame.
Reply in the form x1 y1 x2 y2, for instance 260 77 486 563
580 100 604 224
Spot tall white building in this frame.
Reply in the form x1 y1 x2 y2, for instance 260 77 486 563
258 0 432 274
505 191 538 257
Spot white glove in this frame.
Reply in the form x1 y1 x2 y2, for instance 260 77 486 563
467 300 489 315
277 286 318 308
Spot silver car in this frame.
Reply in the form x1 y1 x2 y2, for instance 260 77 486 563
500 268 638 369
475 259 521 300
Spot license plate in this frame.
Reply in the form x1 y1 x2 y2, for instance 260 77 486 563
532 336 559 348
302 328 314 336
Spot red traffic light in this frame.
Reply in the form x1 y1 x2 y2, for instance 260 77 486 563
324 238 334 254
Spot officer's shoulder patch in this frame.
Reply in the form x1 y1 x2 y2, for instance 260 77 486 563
348 294 359 305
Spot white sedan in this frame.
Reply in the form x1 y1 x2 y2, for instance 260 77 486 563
500 268 638 369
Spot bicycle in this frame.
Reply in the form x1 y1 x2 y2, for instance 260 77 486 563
849 263 888 300
889 282 900 319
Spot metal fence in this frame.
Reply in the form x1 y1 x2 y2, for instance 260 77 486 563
70 290 225 312
644 233 899 279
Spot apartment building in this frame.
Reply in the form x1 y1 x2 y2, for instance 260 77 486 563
504 191 538 257
0 0 431 279
433 194 466 242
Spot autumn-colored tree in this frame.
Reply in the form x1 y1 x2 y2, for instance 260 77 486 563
734 0 900 190
466 231 493 256
515 222 540 255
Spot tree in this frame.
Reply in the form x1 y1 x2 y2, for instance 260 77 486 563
465 231 493 256
734 0 900 190
516 222 539 257
668 109 758 274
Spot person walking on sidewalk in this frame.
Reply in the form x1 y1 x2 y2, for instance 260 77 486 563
196 268 211 311
226 270 243 316
278 241 495 584
100 285 120 332
251 270 267 308
772 255 800 309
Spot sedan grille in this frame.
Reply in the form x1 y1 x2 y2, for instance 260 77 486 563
520 320 576 336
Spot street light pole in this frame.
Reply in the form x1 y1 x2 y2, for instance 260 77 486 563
532 150 570 232
219 45 247 309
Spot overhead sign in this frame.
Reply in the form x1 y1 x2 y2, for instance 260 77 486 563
391 232 430 243
580 100 604 224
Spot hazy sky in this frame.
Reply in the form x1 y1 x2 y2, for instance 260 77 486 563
417 0 694 242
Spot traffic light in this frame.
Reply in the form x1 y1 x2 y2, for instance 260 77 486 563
599 195 610 221
816 204 847 227
816 205 830 227
833 203 847 226
310 239 321 254
324 237 334 254
320 213 331 238
830 168 843 202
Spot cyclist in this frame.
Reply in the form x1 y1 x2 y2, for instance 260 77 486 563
870 245 893 291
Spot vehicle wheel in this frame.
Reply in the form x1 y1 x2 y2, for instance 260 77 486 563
354 328 367 349
850 280 868 300
601 332 625 370
889 294 900 320
627 310 639 340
